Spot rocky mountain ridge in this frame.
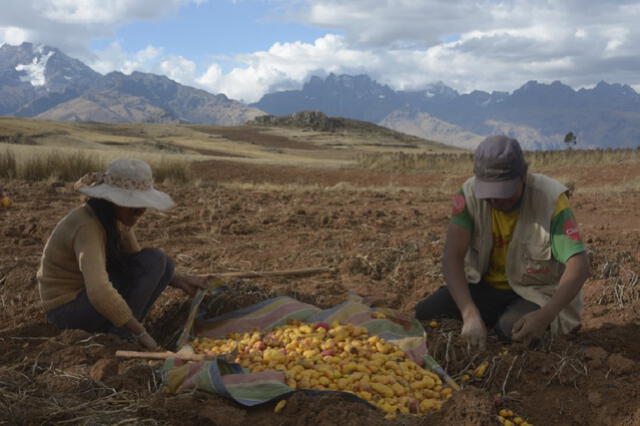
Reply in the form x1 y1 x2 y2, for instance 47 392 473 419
0 42 262 125
253 74 640 149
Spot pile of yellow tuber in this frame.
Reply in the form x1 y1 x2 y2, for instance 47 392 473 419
191 320 452 419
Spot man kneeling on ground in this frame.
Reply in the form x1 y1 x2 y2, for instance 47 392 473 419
415 135 589 350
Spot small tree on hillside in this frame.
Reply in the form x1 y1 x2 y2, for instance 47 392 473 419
564 131 577 148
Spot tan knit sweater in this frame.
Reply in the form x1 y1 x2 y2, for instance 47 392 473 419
37 204 142 327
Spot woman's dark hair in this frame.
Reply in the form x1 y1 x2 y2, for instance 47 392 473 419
86 198 124 270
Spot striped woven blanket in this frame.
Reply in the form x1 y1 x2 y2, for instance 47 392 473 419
162 289 433 406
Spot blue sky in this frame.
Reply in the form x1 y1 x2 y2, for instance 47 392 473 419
96 1 330 73
2 0 640 103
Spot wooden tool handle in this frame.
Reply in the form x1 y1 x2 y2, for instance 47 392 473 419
203 266 334 281
115 350 210 361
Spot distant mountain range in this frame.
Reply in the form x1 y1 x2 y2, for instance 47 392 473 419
0 42 262 125
252 74 640 150
2 42 640 150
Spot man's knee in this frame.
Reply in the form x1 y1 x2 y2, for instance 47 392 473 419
495 314 518 341
415 287 459 320
414 297 435 320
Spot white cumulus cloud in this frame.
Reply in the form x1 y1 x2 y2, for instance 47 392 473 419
0 26 29 45
193 34 381 102
89 42 164 75
0 0 205 59
160 55 198 83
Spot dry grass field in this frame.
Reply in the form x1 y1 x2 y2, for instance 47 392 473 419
2 117 640 425
0 116 459 171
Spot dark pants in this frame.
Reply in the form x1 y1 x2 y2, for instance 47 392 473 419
47 248 174 337
415 282 539 341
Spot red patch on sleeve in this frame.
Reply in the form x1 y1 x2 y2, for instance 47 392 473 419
563 219 581 241
452 194 466 215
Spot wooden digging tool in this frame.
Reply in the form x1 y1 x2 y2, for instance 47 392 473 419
115 350 216 362
201 266 334 283
423 354 461 391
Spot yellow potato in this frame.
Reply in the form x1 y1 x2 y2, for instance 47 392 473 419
391 383 406 396
474 361 489 377
419 398 438 413
499 409 514 418
274 400 287 413
370 382 394 398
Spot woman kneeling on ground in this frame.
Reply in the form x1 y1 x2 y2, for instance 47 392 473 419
37 158 207 350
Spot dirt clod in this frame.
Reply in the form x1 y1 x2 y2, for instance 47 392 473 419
89 358 119 382
606 353 635 375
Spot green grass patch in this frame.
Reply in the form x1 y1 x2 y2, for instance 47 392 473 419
153 157 191 184
0 146 191 184
0 149 17 178
357 148 640 172
21 151 105 182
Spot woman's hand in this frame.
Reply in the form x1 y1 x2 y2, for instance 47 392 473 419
136 330 162 351
125 318 162 351
170 273 209 297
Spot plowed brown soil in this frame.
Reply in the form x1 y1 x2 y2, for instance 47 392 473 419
2 158 640 426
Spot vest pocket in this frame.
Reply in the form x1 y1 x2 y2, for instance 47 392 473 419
519 243 560 286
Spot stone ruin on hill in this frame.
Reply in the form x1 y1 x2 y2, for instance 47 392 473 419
251 111 341 132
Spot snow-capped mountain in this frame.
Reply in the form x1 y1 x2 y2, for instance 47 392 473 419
0 42 263 125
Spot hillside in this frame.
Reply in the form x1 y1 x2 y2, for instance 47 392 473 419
249 111 459 152
0 115 461 171
379 110 484 150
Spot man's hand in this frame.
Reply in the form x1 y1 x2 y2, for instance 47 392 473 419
461 313 487 351
511 252 589 346
443 223 487 351
171 273 209 297
511 310 552 345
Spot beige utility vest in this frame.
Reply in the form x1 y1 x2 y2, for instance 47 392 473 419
462 173 582 334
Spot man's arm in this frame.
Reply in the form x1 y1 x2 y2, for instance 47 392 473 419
512 251 590 344
443 222 487 350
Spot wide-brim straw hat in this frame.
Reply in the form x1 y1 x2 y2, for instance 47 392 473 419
78 158 175 210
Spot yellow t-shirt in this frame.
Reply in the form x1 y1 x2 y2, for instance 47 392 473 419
483 206 519 289
450 191 584 290
484 194 571 290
